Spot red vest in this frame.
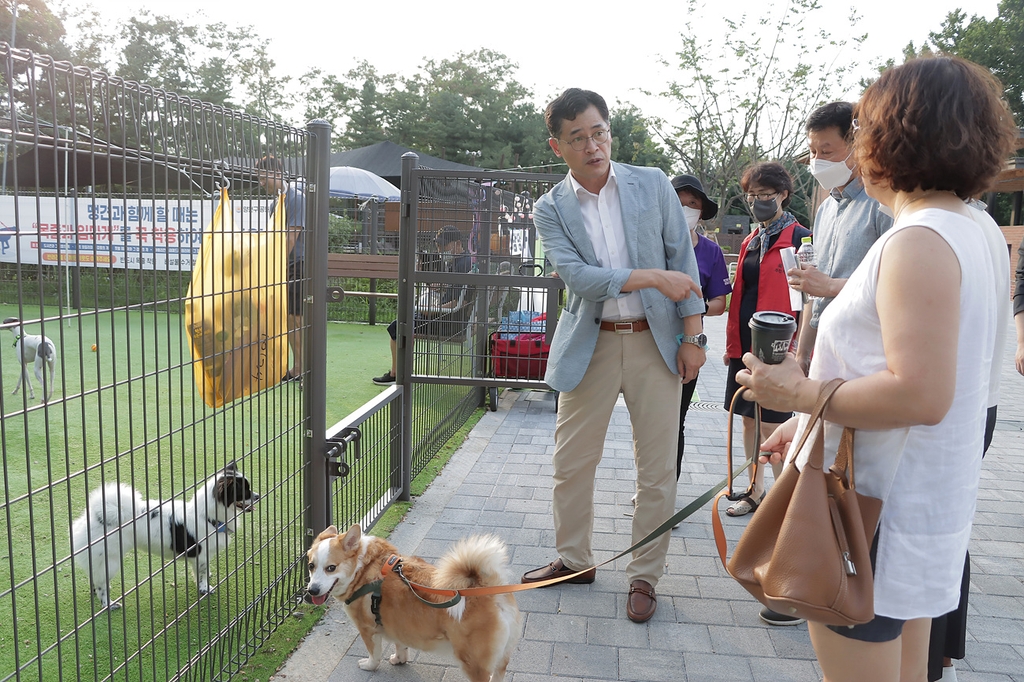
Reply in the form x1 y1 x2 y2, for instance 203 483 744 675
725 221 803 359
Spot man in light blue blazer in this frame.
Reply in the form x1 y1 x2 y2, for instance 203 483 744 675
520 89 707 623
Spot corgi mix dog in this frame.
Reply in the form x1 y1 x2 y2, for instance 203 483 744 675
306 524 521 682
71 463 259 609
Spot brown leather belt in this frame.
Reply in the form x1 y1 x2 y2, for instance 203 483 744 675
599 319 650 334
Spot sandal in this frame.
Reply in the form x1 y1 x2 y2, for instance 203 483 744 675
726 491 765 517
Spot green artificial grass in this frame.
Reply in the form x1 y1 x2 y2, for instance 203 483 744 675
0 305 431 682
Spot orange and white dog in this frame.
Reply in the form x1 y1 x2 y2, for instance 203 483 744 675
306 524 521 682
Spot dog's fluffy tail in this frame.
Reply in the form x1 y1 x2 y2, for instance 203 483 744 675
434 534 510 589
88 483 143 530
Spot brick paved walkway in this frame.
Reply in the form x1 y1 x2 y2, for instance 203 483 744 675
273 314 1024 682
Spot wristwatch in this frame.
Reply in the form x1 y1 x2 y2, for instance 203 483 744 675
680 333 708 350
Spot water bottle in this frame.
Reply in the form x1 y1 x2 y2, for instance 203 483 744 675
797 236 816 268
797 236 816 304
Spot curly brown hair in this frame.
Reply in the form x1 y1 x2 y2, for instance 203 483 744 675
854 56 1018 199
740 161 794 209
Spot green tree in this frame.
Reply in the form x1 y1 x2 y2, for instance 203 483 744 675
610 104 673 173
923 1 1023 123
304 50 552 168
0 0 69 59
656 0 866 225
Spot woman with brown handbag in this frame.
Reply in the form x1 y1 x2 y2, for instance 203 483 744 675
735 56 1017 682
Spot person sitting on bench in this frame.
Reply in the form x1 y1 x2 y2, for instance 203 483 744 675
373 226 471 385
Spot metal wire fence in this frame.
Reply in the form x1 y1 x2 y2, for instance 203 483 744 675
0 44 317 682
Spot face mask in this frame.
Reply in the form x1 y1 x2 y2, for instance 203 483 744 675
682 206 702 231
808 154 853 190
750 198 778 224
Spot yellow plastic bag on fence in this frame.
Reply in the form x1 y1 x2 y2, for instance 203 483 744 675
184 187 289 407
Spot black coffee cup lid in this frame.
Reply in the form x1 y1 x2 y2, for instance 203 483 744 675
749 311 796 329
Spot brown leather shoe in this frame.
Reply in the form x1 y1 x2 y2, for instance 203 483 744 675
626 579 657 622
521 558 596 585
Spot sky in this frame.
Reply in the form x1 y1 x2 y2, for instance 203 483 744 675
72 0 999 125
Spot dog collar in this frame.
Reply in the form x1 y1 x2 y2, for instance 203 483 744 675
12 334 19 347
209 519 230 533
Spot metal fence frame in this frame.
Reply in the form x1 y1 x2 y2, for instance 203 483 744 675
0 43 334 682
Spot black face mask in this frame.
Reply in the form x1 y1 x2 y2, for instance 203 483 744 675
750 198 778 224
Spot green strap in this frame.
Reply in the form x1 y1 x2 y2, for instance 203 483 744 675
608 456 754 565
394 562 463 610
344 579 384 625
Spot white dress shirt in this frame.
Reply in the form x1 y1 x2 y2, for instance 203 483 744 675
568 165 645 320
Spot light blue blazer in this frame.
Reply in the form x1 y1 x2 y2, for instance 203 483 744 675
534 162 705 392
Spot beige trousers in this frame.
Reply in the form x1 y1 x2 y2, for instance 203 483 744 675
552 328 681 586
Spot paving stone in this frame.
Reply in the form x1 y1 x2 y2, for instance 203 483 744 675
524 612 587 644
747 656 820 682
618 647 686 681
708 625 778 657
550 642 619 678
587 616 651 648
507 639 554 674
681 652 753 681
648 622 714 653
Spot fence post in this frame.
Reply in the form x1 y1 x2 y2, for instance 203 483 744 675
305 118 332 540
396 152 418 501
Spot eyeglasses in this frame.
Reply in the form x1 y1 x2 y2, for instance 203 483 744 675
744 192 779 202
558 128 611 151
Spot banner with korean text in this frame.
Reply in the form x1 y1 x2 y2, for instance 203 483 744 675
0 195 273 271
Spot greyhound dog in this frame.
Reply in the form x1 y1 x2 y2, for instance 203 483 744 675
3 317 57 403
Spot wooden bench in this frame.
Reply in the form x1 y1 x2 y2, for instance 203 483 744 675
327 253 400 300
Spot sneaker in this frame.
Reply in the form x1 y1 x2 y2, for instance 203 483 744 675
759 606 806 626
372 371 396 386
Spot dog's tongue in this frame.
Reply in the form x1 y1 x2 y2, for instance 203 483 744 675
309 593 328 606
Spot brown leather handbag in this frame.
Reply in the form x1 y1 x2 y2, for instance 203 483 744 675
712 378 883 626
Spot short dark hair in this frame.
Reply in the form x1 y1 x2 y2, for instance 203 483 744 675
740 162 795 209
435 225 462 248
544 88 609 138
805 101 855 141
854 56 1019 200
256 155 284 173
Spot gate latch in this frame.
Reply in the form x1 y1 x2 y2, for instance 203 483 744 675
325 427 361 478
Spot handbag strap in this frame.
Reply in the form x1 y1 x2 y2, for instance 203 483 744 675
725 377 844 498
787 378 844 469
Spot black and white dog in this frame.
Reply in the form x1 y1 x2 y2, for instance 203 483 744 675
3 316 57 403
71 463 260 609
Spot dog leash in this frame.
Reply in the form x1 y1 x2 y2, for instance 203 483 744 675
357 458 756 610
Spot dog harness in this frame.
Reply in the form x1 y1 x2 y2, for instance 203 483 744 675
344 579 384 626
343 555 463 627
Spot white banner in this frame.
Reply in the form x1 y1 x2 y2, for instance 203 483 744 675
0 195 274 271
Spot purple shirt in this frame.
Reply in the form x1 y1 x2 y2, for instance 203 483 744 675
693 234 732 302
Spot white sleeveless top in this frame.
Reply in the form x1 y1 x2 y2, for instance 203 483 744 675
787 207 997 619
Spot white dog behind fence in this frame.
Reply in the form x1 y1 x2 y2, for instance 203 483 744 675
3 316 57 403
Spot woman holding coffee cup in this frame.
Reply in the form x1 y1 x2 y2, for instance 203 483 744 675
722 162 811 525
736 56 1016 681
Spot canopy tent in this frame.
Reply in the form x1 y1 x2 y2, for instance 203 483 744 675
328 166 400 201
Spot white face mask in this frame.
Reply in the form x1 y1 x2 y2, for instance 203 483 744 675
682 206 702 231
808 153 853 190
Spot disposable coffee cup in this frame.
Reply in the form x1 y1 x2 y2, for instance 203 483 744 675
749 311 797 365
